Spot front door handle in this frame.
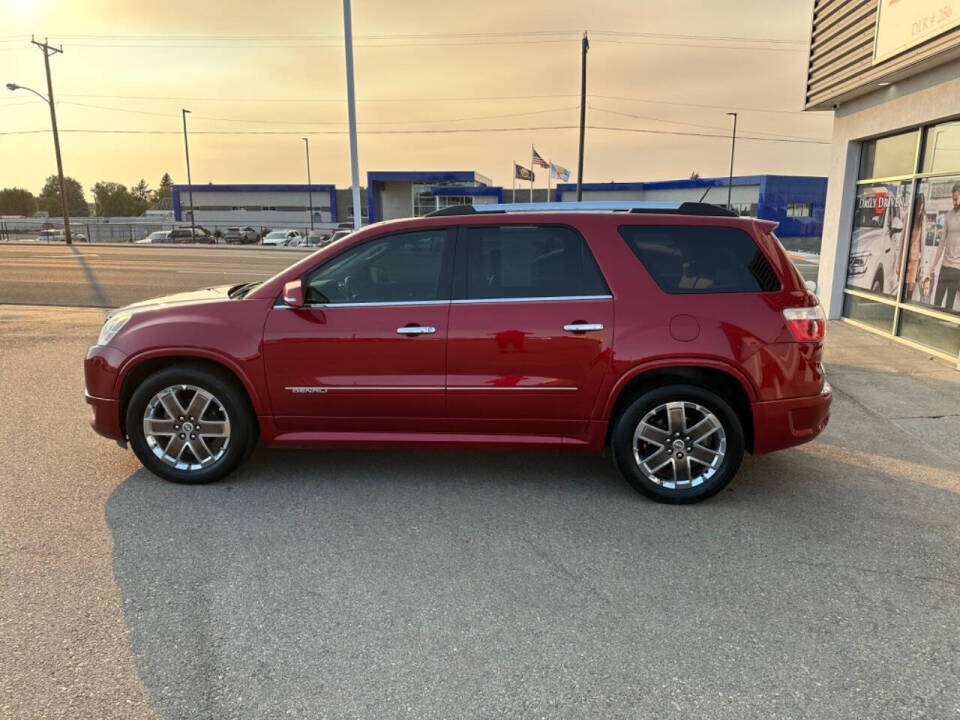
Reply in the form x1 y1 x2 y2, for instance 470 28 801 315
563 323 604 333
396 325 436 335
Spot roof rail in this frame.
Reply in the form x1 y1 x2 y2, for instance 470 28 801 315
425 201 738 217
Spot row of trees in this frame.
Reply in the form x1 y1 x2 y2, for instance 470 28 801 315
0 172 175 218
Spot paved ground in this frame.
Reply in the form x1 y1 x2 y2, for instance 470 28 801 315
0 244 309 308
1 305 958 719
0 243 820 309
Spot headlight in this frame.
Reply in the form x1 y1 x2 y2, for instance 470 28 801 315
97 311 132 346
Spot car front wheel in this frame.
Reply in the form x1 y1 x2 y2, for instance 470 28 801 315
125 364 255 484
611 385 744 504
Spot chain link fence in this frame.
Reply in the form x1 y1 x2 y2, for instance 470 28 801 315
0 219 340 245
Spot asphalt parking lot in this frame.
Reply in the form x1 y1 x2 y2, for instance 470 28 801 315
1 304 959 719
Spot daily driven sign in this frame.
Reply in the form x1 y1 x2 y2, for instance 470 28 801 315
874 0 960 63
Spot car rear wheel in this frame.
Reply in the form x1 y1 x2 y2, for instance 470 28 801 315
126 365 255 484
611 384 744 504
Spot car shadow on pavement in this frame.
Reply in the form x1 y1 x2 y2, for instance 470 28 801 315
105 444 960 719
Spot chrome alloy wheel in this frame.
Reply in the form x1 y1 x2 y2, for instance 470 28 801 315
632 401 726 490
142 385 231 471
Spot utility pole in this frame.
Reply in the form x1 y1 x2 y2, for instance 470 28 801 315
576 31 589 201
33 37 72 244
343 0 362 230
181 109 196 239
302 137 314 231
726 112 738 211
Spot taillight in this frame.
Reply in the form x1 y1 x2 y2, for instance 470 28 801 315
783 305 826 341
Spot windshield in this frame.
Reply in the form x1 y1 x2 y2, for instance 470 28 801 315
266 232 286 239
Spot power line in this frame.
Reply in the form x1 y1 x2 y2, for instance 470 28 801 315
58 100 581 125
38 29 806 44
588 104 830 141
590 94 831 115
3 92 825 116
0 124 832 143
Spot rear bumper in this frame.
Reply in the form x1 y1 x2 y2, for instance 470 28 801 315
751 383 831 454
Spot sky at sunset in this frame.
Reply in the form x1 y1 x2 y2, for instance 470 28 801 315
0 0 833 200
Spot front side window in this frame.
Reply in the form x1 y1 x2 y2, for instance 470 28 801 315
619 225 780 294
463 225 608 300
306 229 451 304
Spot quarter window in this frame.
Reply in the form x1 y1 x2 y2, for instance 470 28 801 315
619 225 780 294
463 225 608 300
306 230 451 304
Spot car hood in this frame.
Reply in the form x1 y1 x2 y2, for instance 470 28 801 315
110 284 235 317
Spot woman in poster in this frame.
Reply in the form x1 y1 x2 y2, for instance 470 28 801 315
897 193 925 301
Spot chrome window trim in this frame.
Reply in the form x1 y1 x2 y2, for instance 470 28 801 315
451 295 612 305
272 294 612 309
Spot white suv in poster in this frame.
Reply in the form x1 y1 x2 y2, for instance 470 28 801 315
847 182 909 295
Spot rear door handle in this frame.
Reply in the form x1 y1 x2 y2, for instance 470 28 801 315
396 326 436 335
563 323 604 333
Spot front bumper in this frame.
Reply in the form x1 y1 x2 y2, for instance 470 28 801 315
84 344 127 441
751 382 831 454
85 391 124 441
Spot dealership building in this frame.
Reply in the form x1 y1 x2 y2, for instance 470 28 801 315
172 184 338 231
808 0 960 361
555 175 828 252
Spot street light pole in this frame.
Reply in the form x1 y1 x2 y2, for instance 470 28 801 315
302 137 314 231
726 111 738 211
181 109 196 239
10 38 73 243
343 0 362 230
576 31 589 202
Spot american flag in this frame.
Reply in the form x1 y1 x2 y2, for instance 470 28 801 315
532 148 549 169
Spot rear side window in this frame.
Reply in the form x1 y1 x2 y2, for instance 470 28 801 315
464 225 609 300
618 225 780 294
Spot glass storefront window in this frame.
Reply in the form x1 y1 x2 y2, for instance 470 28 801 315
846 181 912 296
858 130 919 179
921 120 960 174
844 123 960 359
904 175 960 315
842 293 896 332
899 309 960 356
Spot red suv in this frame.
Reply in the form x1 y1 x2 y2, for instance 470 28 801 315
84 202 830 503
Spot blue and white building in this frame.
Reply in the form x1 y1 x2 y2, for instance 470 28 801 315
554 175 828 252
366 171 501 224
172 184 338 231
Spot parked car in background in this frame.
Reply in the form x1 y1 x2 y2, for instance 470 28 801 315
169 228 214 244
301 230 333 248
37 229 87 242
136 230 173 244
262 229 303 247
84 201 830 503
223 226 260 244
327 229 353 244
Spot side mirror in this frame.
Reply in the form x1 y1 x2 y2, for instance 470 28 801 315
804 279 818 294
282 279 305 308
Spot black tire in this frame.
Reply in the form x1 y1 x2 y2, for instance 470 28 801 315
125 364 255 484
611 384 744 504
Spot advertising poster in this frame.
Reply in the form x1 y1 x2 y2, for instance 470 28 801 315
904 175 960 313
847 181 911 295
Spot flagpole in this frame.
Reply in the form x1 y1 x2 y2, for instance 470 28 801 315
529 145 534 203
547 162 552 202
512 161 516 203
